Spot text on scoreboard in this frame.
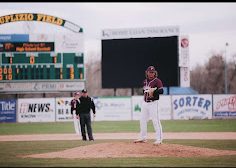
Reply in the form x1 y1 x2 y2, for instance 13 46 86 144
0 42 84 81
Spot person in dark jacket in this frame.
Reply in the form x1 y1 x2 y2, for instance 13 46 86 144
78 89 96 141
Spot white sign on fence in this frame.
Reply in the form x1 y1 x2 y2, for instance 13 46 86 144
17 98 55 122
213 94 236 118
172 95 212 120
132 96 172 120
55 97 73 122
93 97 132 121
131 96 143 120
158 95 172 120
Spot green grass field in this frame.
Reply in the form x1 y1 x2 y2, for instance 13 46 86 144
0 119 236 135
0 119 236 167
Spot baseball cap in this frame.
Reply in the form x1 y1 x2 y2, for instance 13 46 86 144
74 91 80 96
146 66 156 72
81 89 87 93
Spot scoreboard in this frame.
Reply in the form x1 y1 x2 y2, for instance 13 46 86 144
0 42 84 81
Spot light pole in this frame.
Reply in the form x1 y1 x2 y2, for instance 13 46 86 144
233 54 236 68
224 42 229 94
233 54 236 77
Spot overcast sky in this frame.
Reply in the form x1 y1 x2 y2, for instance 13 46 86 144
0 2 236 70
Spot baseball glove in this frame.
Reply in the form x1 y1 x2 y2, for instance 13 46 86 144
144 87 157 98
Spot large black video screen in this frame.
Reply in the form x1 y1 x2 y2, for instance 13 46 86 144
102 36 179 88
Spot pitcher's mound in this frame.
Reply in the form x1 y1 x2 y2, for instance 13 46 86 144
22 142 236 159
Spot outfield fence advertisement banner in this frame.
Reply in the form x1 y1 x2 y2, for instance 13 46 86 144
55 97 73 122
172 95 213 119
131 96 143 120
3 94 236 123
158 96 172 120
0 99 16 122
17 98 55 122
131 96 172 120
93 97 132 121
213 94 236 118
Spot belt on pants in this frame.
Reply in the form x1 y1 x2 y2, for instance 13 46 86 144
145 100 156 103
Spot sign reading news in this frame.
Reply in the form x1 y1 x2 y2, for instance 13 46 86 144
17 98 55 122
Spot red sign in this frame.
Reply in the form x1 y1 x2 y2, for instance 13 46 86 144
181 38 189 48
0 42 54 52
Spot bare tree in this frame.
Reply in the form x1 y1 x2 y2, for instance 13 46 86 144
191 53 236 94
205 54 225 93
190 64 207 93
85 51 114 96
228 54 236 93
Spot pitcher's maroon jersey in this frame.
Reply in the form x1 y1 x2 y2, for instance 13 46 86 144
143 77 163 102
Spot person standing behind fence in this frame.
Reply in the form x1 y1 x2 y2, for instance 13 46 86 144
70 91 81 135
78 89 96 141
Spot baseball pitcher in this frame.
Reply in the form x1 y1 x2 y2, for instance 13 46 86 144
134 65 164 145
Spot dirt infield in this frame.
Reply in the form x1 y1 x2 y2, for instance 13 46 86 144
22 142 236 159
0 132 236 141
2 132 235 159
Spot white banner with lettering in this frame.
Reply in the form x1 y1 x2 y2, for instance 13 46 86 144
213 94 236 118
180 67 190 87
55 33 84 53
132 95 172 120
55 97 74 121
172 95 212 119
179 35 189 67
102 26 179 39
93 97 132 121
17 98 55 122
0 81 85 92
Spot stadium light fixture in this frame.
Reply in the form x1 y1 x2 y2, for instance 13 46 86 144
224 42 229 94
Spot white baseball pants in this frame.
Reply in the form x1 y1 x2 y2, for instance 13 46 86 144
139 100 163 142
72 110 81 135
